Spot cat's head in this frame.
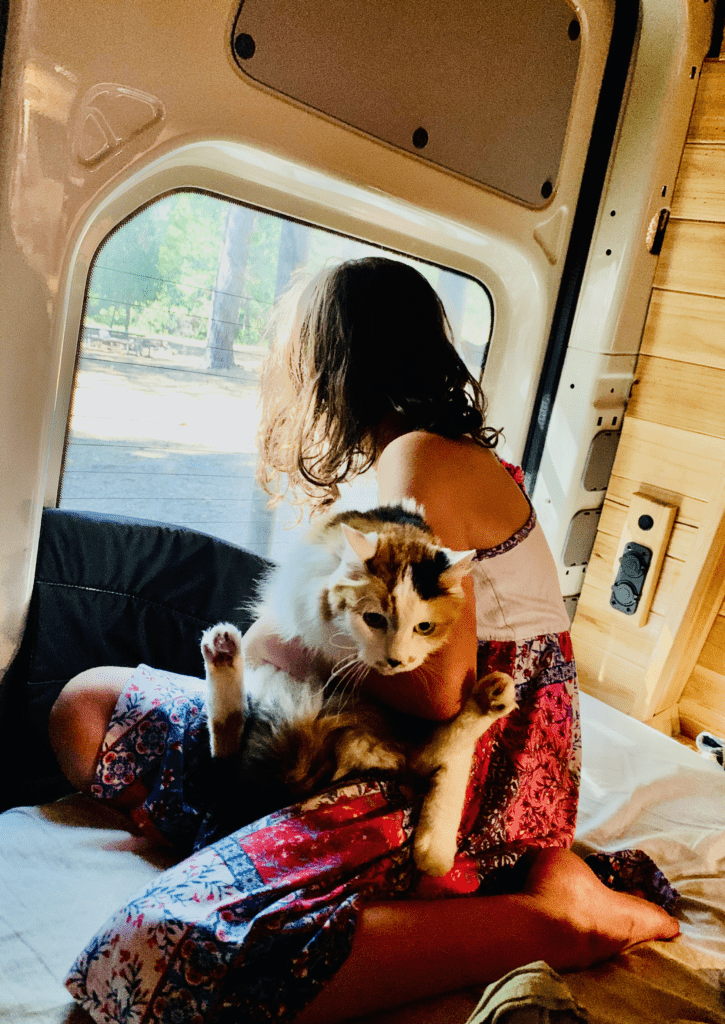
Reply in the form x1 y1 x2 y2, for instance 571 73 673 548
322 512 475 675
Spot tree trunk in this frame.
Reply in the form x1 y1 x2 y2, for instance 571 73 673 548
274 219 310 298
205 204 256 370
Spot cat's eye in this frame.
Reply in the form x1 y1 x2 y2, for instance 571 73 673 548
415 621 435 636
363 611 387 630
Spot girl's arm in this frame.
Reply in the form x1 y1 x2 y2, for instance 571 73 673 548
242 615 329 678
364 431 507 721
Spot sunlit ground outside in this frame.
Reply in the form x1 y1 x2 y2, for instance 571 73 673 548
60 346 377 560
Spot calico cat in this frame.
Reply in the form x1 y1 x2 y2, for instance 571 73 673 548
201 502 516 876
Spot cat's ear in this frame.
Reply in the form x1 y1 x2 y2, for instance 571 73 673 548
341 523 379 563
439 548 476 587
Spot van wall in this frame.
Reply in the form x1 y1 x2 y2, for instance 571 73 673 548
572 36 725 738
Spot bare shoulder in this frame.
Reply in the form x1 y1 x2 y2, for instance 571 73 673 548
378 431 485 493
377 431 529 550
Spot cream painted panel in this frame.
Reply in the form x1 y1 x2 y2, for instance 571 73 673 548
0 0 616 672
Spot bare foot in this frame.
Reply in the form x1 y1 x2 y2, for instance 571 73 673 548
522 848 680 970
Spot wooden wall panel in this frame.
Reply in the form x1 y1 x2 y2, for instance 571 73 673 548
609 417 725 512
670 145 725 221
599 499 696 562
606 474 708 528
686 59 725 142
627 354 725 436
653 220 725 297
696 610 725 674
641 290 725 370
581 530 684 619
571 48 725 735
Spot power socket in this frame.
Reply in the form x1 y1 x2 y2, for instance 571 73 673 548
609 492 677 628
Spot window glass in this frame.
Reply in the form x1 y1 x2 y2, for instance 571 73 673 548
59 192 492 560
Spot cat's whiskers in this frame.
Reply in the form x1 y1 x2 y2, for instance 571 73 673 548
329 631 357 653
328 655 367 710
415 661 435 698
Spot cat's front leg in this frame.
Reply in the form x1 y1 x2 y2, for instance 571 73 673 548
201 623 245 758
412 672 517 876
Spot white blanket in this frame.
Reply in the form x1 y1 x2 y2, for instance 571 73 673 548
2 693 724 1024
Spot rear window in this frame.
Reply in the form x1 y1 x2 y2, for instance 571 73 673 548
59 191 492 560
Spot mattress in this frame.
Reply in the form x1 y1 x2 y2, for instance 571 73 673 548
1 692 724 1024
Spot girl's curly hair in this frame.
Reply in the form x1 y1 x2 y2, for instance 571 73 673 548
257 256 499 512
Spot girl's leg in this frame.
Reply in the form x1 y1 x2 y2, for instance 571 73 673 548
49 667 134 795
294 848 679 1024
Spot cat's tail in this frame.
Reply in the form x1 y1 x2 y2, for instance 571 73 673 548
201 622 245 758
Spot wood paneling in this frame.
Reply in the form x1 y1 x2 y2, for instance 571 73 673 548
697 611 725 674
671 145 725 221
681 665 725 732
679 607 725 740
679 695 725 743
654 220 725 297
573 588 660 668
598 498 696 562
647 472 725 718
577 529 684 620
573 53 725 734
611 415 725 504
573 639 646 715
606 474 708 528
686 59 725 142
641 289 725 370
627 354 725 437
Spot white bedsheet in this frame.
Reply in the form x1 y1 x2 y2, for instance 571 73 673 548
1 693 724 1024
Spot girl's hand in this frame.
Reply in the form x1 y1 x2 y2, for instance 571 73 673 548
243 616 329 680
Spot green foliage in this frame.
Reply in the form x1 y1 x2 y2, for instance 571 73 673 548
87 193 285 347
240 214 281 347
87 199 170 333
84 191 491 361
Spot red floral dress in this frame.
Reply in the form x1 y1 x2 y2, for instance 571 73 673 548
66 466 674 1024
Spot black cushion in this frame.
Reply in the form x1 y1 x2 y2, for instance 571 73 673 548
0 510 272 810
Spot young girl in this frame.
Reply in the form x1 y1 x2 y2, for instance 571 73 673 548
51 257 678 1024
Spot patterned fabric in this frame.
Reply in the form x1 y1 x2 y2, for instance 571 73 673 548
67 778 413 1024
92 666 212 852
585 849 679 914
67 631 583 1022
65 460 676 1022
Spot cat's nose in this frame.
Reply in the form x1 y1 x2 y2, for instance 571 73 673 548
387 658 401 669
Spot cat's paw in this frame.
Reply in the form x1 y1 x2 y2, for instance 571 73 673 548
201 623 242 670
413 824 457 878
201 623 244 758
473 671 517 719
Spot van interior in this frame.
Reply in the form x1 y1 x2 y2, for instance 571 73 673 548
1 1 725 1022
